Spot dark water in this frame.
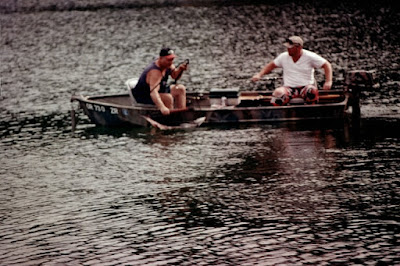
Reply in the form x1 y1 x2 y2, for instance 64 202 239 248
1 1 399 265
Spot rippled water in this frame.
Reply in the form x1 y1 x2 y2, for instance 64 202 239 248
1 1 399 265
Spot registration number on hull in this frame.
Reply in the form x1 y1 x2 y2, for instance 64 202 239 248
86 103 118 114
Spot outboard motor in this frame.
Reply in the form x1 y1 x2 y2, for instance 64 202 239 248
345 70 378 117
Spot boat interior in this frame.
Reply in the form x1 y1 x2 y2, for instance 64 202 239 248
85 77 345 108
88 89 346 109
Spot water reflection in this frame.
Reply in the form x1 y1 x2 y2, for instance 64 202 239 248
148 125 344 226
1 111 399 264
123 119 398 264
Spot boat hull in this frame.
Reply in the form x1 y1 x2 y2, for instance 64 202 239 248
71 92 349 128
70 70 377 128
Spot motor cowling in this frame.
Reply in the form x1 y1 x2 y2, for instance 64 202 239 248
344 70 378 117
345 70 378 92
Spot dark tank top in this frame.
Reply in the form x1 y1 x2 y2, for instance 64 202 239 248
132 62 171 104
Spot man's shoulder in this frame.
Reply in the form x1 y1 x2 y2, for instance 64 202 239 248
303 49 322 58
274 52 290 67
277 51 289 58
147 68 163 78
302 49 327 66
275 51 290 61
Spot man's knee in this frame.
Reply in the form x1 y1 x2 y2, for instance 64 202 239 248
172 84 186 96
170 84 186 108
301 85 319 103
271 87 290 106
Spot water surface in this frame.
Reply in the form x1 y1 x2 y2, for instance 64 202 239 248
1 1 399 265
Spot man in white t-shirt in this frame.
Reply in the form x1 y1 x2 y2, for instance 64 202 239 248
252 36 332 105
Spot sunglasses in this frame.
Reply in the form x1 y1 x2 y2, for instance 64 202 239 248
286 39 300 46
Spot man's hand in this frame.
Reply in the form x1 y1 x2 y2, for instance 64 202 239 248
251 73 262 82
171 61 188 80
323 81 332 90
179 64 188 71
160 106 170 116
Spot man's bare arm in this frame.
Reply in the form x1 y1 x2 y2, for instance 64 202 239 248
251 61 277 82
147 70 170 115
322 61 333 90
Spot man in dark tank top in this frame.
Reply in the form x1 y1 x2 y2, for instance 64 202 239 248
132 47 188 115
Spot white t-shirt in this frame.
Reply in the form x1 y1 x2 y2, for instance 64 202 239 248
274 49 327 87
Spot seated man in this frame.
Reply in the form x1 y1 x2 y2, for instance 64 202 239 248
132 47 188 115
252 36 333 105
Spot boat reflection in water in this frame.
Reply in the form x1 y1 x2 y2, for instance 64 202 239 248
133 120 352 225
128 117 398 264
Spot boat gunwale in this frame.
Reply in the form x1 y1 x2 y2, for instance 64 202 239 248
73 94 158 111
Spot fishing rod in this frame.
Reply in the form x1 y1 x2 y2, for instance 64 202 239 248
173 59 189 84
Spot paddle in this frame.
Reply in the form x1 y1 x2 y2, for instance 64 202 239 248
142 115 206 130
